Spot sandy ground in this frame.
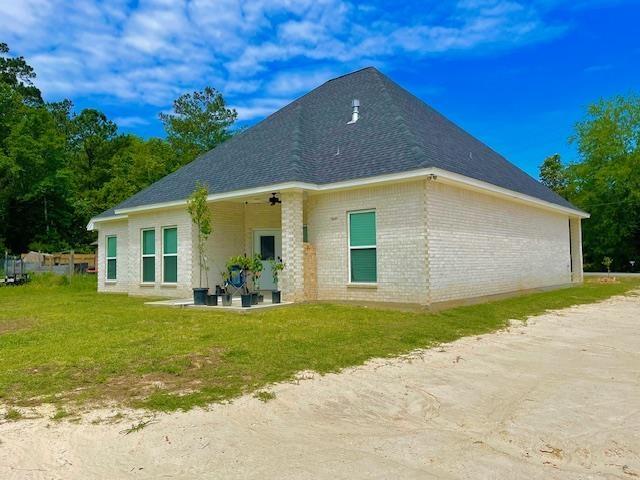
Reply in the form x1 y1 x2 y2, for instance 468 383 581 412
1 293 639 480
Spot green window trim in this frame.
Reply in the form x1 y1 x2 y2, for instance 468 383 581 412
141 229 156 283
348 210 377 283
162 227 178 283
106 235 117 281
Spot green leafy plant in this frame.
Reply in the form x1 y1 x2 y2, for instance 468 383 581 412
250 253 263 291
226 255 250 272
4 408 22 421
269 258 285 290
254 390 276 403
226 255 251 293
187 183 212 288
602 256 613 277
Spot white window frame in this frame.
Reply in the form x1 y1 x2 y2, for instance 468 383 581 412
162 226 178 284
105 235 117 283
141 228 156 284
347 209 377 285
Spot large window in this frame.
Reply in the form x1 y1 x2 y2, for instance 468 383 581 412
162 227 178 283
106 235 117 281
348 210 377 283
141 229 155 283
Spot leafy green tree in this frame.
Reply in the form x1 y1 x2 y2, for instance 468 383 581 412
0 42 42 105
567 94 640 271
160 86 237 164
96 136 179 211
0 99 72 252
539 153 568 197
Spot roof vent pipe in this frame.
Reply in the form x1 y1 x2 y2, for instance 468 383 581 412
347 99 360 124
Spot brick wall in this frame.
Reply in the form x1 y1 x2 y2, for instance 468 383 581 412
204 202 245 289
96 179 578 305
280 191 305 302
303 242 318 301
125 207 195 297
97 219 129 293
306 180 428 303
426 181 572 303
243 203 281 256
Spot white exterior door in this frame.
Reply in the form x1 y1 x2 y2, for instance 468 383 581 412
253 229 282 291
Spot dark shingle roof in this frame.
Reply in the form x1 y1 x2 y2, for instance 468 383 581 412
96 67 579 218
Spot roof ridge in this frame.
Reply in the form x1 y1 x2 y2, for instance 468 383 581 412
324 66 377 84
288 103 304 180
371 69 426 163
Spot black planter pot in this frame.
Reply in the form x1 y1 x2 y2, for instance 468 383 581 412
193 287 209 305
222 293 232 306
272 290 281 304
251 292 259 305
258 294 264 303
241 293 252 308
205 294 218 306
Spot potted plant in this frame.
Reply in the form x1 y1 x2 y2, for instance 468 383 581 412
219 271 232 306
187 182 212 305
206 292 218 306
222 289 232 306
269 257 285 304
227 255 252 307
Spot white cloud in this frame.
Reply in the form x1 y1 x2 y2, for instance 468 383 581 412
233 97 292 121
114 116 150 127
0 0 570 121
266 69 338 96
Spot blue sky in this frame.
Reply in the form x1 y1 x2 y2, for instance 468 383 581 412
1 0 638 178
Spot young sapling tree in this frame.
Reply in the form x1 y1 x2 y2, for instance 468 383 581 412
187 182 212 303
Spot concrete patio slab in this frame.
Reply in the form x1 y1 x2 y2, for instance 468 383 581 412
144 296 293 311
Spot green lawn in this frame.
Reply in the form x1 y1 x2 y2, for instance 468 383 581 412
1 274 638 412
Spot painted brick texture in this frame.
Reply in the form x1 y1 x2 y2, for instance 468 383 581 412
96 179 579 305
306 180 428 303
426 182 572 303
280 191 305 302
203 202 245 289
97 220 129 293
126 207 194 297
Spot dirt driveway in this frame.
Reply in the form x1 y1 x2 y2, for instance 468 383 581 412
2 293 639 479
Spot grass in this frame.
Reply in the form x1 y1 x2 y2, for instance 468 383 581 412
254 390 276 403
120 419 156 435
4 408 22 421
51 408 71 421
0 274 638 413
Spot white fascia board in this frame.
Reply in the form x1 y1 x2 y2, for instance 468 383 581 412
430 168 590 219
86 214 129 231
109 168 588 220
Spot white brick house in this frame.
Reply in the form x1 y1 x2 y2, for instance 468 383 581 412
89 67 588 306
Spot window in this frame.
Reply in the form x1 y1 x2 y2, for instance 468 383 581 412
348 210 377 283
162 227 178 283
141 229 155 283
106 235 117 281
303 224 308 243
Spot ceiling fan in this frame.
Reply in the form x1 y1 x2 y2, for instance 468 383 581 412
269 193 281 206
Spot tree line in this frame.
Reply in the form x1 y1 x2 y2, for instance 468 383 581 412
539 95 640 272
0 42 236 254
2 42 638 271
